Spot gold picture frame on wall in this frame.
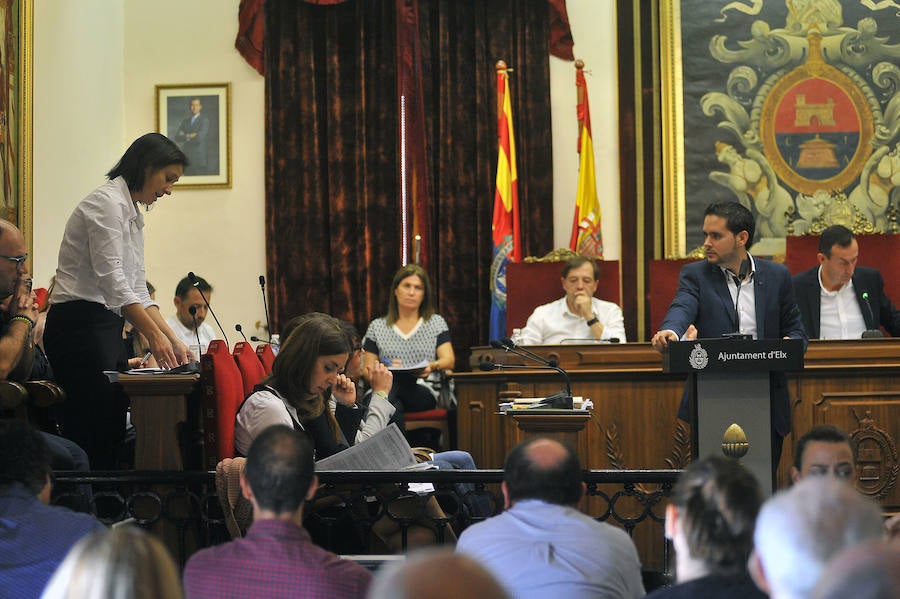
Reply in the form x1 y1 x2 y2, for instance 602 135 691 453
2 0 33 252
155 83 231 189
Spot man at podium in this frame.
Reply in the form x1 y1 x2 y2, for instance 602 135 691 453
650 202 807 467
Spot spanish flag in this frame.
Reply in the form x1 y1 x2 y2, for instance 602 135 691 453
569 60 603 258
490 61 521 341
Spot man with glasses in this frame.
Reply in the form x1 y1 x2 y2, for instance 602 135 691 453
0 219 40 380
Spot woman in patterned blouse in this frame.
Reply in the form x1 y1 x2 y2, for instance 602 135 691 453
362 265 455 415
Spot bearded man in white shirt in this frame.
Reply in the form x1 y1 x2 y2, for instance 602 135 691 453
519 256 626 344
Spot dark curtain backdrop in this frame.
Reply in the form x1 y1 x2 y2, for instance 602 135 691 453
265 0 554 366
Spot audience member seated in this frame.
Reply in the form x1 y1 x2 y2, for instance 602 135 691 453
0 221 88 472
749 476 884 599
646 456 765 599
791 424 856 483
811 540 900 599
233 312 356 459
367 548 509 599
0 421 104 598
165 274 217 355
42 525 183 599
519 256 626 345
363 265 456 432
792 225 900 338
456 437 645 599
184 425 372 599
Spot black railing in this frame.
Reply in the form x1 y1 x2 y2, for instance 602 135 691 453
53 469 678 576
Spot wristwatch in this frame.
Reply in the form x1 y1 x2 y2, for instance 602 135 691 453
586 316 599 327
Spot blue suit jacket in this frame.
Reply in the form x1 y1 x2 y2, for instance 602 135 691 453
660 257 807 435
792 265 900 338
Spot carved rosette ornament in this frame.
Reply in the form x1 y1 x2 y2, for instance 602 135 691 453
851 409 898 501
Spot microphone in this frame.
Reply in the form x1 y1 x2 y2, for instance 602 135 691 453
250 336 273 344
188 271 229 347
235 324 249 342
189 306 202 358
259 275 272 342
478 361 573 408
733 259 750 334
489 338 572 402
861 292 884 338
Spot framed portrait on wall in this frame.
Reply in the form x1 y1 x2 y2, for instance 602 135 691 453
661 1 900 258
2 0 33 248
155 82 231 189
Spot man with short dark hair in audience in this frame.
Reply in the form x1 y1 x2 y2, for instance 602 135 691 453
749 477 884 599
791 424 856 483
183 424 372 599
792 224 900 338
519 256 626 344
165 274 216 355
456 437 644 599
0 420 104 598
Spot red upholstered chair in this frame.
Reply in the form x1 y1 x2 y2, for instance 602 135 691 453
200 340 245 467
506 259 621 336
405 408 450 452
233 341 266 397
255 343 275 374
647 258 699 334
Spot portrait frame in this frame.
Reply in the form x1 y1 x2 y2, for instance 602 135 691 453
2 0 33 253
155 82 231 189
660 1 900 258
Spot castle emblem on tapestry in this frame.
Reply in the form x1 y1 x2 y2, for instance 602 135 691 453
699 0 900 239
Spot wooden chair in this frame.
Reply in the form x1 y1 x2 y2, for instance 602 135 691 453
405 409 450 452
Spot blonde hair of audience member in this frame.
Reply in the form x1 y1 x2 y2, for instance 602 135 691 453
366 548 509 599
811 540 900 599
749 476 884 599
41 526 183 599
665 456 762 582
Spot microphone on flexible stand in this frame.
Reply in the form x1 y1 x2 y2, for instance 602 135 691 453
478 361 573 408
259 275 272 341
235 324 249 342
188 271 229 347
189 306 203 356
489 338 572 403
250 336 273 344
861 292 884 338
724 259 752 340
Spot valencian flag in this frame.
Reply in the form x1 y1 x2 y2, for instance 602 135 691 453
490 61 521 341
569 60 603 258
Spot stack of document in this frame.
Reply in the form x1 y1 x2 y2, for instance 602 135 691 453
498 396 592 412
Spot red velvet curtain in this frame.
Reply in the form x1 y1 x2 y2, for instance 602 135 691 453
264 0 556 366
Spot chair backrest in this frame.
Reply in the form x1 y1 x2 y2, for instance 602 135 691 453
647 258 699 334
255 343 275 374
506 259 621 336
233 341 267 397
200 340 245 467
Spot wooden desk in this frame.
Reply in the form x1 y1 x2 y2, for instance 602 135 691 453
117 373 201 470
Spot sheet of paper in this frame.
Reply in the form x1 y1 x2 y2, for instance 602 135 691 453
315 423 418 471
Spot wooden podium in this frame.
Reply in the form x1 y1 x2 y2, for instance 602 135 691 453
663 338 804 494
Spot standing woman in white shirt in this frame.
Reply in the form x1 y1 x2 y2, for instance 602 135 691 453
44 133 191 468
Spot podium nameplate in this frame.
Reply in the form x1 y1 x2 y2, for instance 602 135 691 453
662 338 804 374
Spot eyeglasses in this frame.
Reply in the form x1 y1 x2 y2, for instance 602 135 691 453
0 253 28 268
